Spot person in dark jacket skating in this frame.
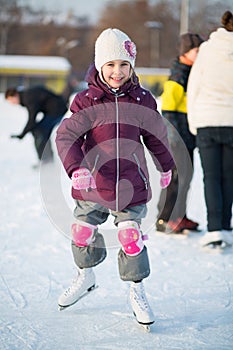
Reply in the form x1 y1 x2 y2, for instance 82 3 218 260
5 85 68 164
55 28 174 327
156 33 203 234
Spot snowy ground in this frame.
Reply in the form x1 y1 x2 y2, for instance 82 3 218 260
1 93 233 350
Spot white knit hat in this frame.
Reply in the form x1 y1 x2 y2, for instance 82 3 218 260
95 28 137 72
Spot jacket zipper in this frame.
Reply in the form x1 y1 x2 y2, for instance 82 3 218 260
91 154 99 174
115 95 120 211
115 93 125 211
133 153 148 189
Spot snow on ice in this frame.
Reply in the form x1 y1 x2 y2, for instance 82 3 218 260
0 93 233 350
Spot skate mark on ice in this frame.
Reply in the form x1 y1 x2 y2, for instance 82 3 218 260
0 321 35 350
220 261 232 309
0 315 46 350
0 273 27 309
0 274 48 349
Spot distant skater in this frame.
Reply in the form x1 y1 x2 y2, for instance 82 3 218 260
156 32 203 234
5 85 68 165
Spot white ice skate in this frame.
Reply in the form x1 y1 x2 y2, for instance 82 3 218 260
130 281 155 332
201 230 233 249
200 231 223 247
58 268 96 310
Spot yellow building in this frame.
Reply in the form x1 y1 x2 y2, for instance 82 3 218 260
0 55 71 93
135 67 169 96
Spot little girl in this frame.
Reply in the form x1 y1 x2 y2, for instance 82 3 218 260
55 28 174 326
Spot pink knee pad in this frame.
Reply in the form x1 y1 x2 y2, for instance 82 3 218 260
71 220 97 247
118 221 144 256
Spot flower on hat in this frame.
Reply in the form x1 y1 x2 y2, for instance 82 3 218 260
123 40 137 59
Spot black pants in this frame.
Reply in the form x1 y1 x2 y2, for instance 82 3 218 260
157 112 195 222
32 115 62 161
157 142 194 222
197 127 233 231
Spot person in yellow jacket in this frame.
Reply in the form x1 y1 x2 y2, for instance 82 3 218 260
156 33 203 233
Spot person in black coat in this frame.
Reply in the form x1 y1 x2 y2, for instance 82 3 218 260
5 85 68 164
156 33 203 234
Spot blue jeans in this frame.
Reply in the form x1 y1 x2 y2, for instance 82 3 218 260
32 115 63 160
197 127 233 231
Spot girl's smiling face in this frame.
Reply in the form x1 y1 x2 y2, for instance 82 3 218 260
101 60 131 88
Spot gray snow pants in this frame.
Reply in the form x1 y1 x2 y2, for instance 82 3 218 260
71 200 150 282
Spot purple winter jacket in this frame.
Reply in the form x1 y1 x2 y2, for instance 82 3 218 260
56 64 174 211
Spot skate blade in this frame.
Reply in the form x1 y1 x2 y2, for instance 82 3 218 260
202 240 232 251
140 323 152 332
58 284 98 311
204 240 224 248
137 320 155 333
133 313 154 333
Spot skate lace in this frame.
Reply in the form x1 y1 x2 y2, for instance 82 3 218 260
64 273 85 297
133 284 150 311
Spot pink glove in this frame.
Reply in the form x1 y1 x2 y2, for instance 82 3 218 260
160 170 172 189
72 168 96 190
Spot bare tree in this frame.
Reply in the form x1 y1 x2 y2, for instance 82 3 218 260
0 0 22 54
94 0 179 67
93 0 230 67
0 0 230 78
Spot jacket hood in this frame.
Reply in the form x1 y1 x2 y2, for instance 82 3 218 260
207 28 233 58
